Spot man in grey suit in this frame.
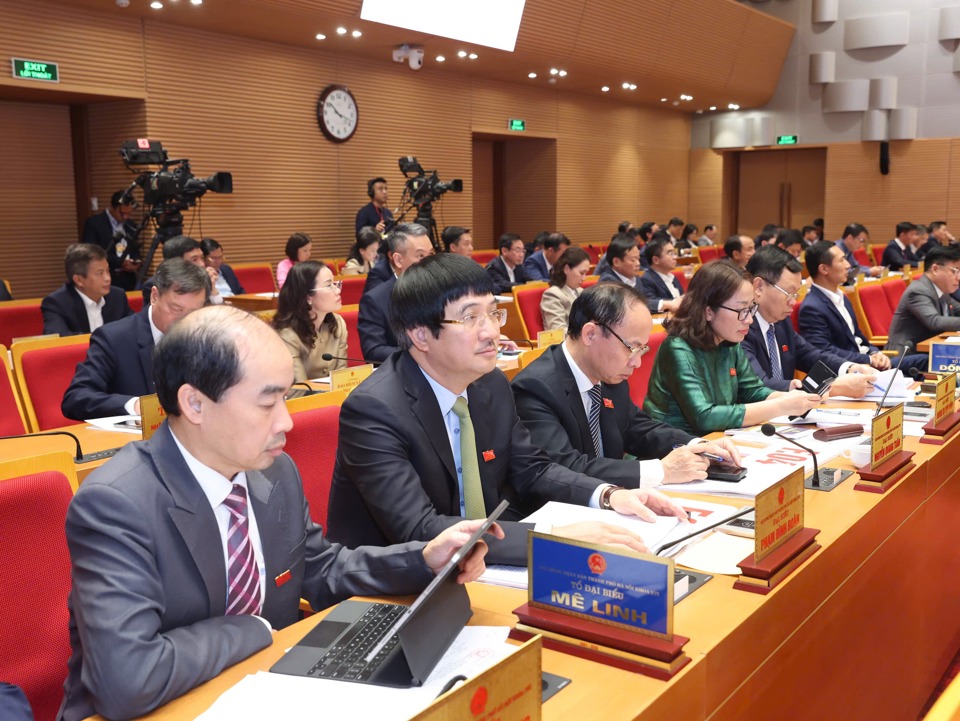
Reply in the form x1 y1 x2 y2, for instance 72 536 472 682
58 305 497 721
887 244 960 352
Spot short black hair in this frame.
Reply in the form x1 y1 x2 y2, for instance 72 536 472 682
441 226 470 252
746 244 802 284
568 282 649 340
724 235 744 258
154 306 257 417
755 230 777 245
605 234 637 264
668 217 684 228
618 221 633 234
813 218 824 228
284 232 312 262
896 221 915 237
638 222 657 241
498 233 522 252
162 235 201 260
929 220 947 234
805 240 838 278
915 223 928 234
390 253 494 349
543 233 570 252
644 235 673 266
65 243 106 281
110 190 130 208
775 228 803 250
924 244 960 270
762 223 781 234
704 224 716 233
200 237 222 256
841 223 868 239
801 225 817 235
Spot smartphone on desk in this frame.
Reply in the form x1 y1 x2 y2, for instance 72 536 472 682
706 461 747 482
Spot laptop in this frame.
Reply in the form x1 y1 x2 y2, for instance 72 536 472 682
270 500 508 688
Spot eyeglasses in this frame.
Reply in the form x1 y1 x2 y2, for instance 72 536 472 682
440 308 508 331
599 323 649 359
309 280 343 294
938 265 960 277
717 301 760 322
767 281 800 301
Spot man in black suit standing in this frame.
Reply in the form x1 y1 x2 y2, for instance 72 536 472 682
41 244 132 336
200 237 245 298
511 283 739 488
81 190 141 290
881 221 920 271
742 245 875 396
485 233 527 294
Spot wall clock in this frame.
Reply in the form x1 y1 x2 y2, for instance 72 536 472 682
317 84 358 143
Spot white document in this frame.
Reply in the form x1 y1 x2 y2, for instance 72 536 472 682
860 368 914 401
671 531 756 576
85 415 142 435
196 627 513 721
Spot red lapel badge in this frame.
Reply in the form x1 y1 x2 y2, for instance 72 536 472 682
603 398 614 409
729 368 737 377
275 569 292 587
781 344 788 352
482 450 496 462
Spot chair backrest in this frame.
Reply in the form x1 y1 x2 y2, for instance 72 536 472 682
673 267 696 292
470 250 498 265
285 404 341 528
853 247 871 268
517 346 548 369
698 246 722 264
338 305 363 366
231 263 276 294
125 291 143 314
0 452 77 721
0 345 27 435
12 335 90 431
0 301 44 347
790 298 803 332
856 283 893 337
581 276 599 289
867 244 883 266
881 277 907 312
515 285 548 339
337 276 366 306
627 329 667 408
322 258 344 275
583 245 602 265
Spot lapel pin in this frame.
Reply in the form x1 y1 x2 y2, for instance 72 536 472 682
275 569 292 587
482 450 496 462
603 398 614 409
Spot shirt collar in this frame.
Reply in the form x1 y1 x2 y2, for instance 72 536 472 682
147 305 164 345
419 366 467 416
73 287 105 312
654 269 675 285
561 341 596 394
755 311 774 338
169 426 248 508
812 283 844 307
894 238 906 252
613 269 634 285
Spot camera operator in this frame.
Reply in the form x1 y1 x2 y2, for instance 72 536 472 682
82 190 142 290
355 177 395 236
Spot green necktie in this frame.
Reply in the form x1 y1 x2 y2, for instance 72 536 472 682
451 397 485 519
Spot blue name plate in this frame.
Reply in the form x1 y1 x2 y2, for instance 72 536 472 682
528 532 673 639
929 343 960 374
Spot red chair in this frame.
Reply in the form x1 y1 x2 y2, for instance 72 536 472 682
338 276 366 306
881 277 906 312
867 245 883 266
0 453 78 721
515 285 548 339
470 250 498 265
672 268 696 292
339 305 363 367
0 345 27 435
698 246 722 264
627 329 667 408
12 336 90 431
581 276 599 289
285 404 341 528
790 299 803 333
853 248 871 268
231 263 276 294
125 291 143 313
0 301 43 347
583 245 602 265
855 283 892 345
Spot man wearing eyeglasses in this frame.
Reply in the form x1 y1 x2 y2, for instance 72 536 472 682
511 283 740 489
886 244 960 352
327 253 691 567
743 246 876 397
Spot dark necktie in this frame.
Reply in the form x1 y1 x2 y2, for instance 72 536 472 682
588 384 603 457
766 325 782 379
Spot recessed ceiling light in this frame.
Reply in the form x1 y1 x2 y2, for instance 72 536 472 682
623 82 631 90
550 68 559 75
336 27 347 35
528 72 537 78
436 55 445 62
728 103 740 110
468 52 478 59
601 86 609 92
351 30 362 38
150 1 162 7
190 0 202 5
558 70 567 77
709 106 717 111
629 84 637 90
315 33 326 40
660 97 667 102
458 50 467 58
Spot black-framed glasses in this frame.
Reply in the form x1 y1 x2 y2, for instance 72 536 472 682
599 323 649 359
440 308 508 331
717 301 759 322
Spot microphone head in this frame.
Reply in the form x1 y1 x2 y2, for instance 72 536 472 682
907 367 921 379
320 353 334 361
760 423 776 437
903 341 913 352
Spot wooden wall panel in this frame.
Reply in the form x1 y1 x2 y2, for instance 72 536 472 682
85 100 148 223
470 77 559 137
502 138 556 246
0 102 76 298
688 148 724 235
472 139 495 249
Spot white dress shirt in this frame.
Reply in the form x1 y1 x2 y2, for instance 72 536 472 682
74 287 105 333
811 285 869 353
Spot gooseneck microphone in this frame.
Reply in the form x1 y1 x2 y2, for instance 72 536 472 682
761 423 822 488
320 353 381 367
874 342 913 417
290 382 317 397
0 431 121 464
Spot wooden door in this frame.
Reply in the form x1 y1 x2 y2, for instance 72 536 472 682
736 148 826 238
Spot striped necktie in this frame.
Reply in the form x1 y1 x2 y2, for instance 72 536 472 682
451 398 486 520
222 484 262 616
766 325 782 380
588 384 603 457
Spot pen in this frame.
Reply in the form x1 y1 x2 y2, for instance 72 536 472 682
673 444 724 463
655 506 755 555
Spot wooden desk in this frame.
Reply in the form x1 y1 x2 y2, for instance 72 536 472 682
225 293 278 313
0 423 137 482
918 333 960 353
83 415 960 721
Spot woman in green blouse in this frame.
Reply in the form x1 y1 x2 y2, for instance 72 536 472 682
643 260 820 435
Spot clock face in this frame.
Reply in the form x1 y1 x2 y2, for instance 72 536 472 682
318 85 358 143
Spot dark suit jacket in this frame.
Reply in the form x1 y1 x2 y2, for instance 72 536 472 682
327 352 604 566
485 256 527 294
358 275 399 363
58 423 431 721
522 251 550 282
82 212 141 289
362 257 394 295
639 270 683 303
219 264 245 295
41 284 133 336
880 240 919 270
511 344 692 486
742 317 849 391
797 286 876 364
61 309 156 420
0 280 12 301
887 274 960 350
355 202 394 236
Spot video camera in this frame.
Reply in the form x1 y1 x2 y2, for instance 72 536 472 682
398 155 462 209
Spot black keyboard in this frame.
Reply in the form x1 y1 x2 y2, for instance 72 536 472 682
307 603 405 681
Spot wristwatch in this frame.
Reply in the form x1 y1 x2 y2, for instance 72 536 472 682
599 485 624 510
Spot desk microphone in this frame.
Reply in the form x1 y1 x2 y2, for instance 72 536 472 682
0 431 121 464
874 341 912 417
761 423 827 488
290 382 317 397
320 353 381 367
505 338 536 347
907 367 938 382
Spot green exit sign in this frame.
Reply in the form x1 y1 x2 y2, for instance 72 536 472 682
11 57 59 83
508 118 526 131
777 135 798 145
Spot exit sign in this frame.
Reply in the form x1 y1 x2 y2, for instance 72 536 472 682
508 118 526 131
11 57 59 82
777 135 798 145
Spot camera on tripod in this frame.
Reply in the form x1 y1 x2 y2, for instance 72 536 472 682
396 156 462 253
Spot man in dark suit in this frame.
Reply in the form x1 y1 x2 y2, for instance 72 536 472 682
0 280 11 301
358 223 433 363
881 221 920 271
328 253 688 567
62 259 210 421
743 245 875 396
511 283 739 488
599 234 663 315
142 236 222 307
522 232 569 282
200 237 244 297
835 223 882 280
81 190 142 290
58 304 494 721
917 220 955 261
485 233 527 294
887 244 960 351
723 234 756 268
41 244 132 336
355 176 394 236
638 235 684 313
